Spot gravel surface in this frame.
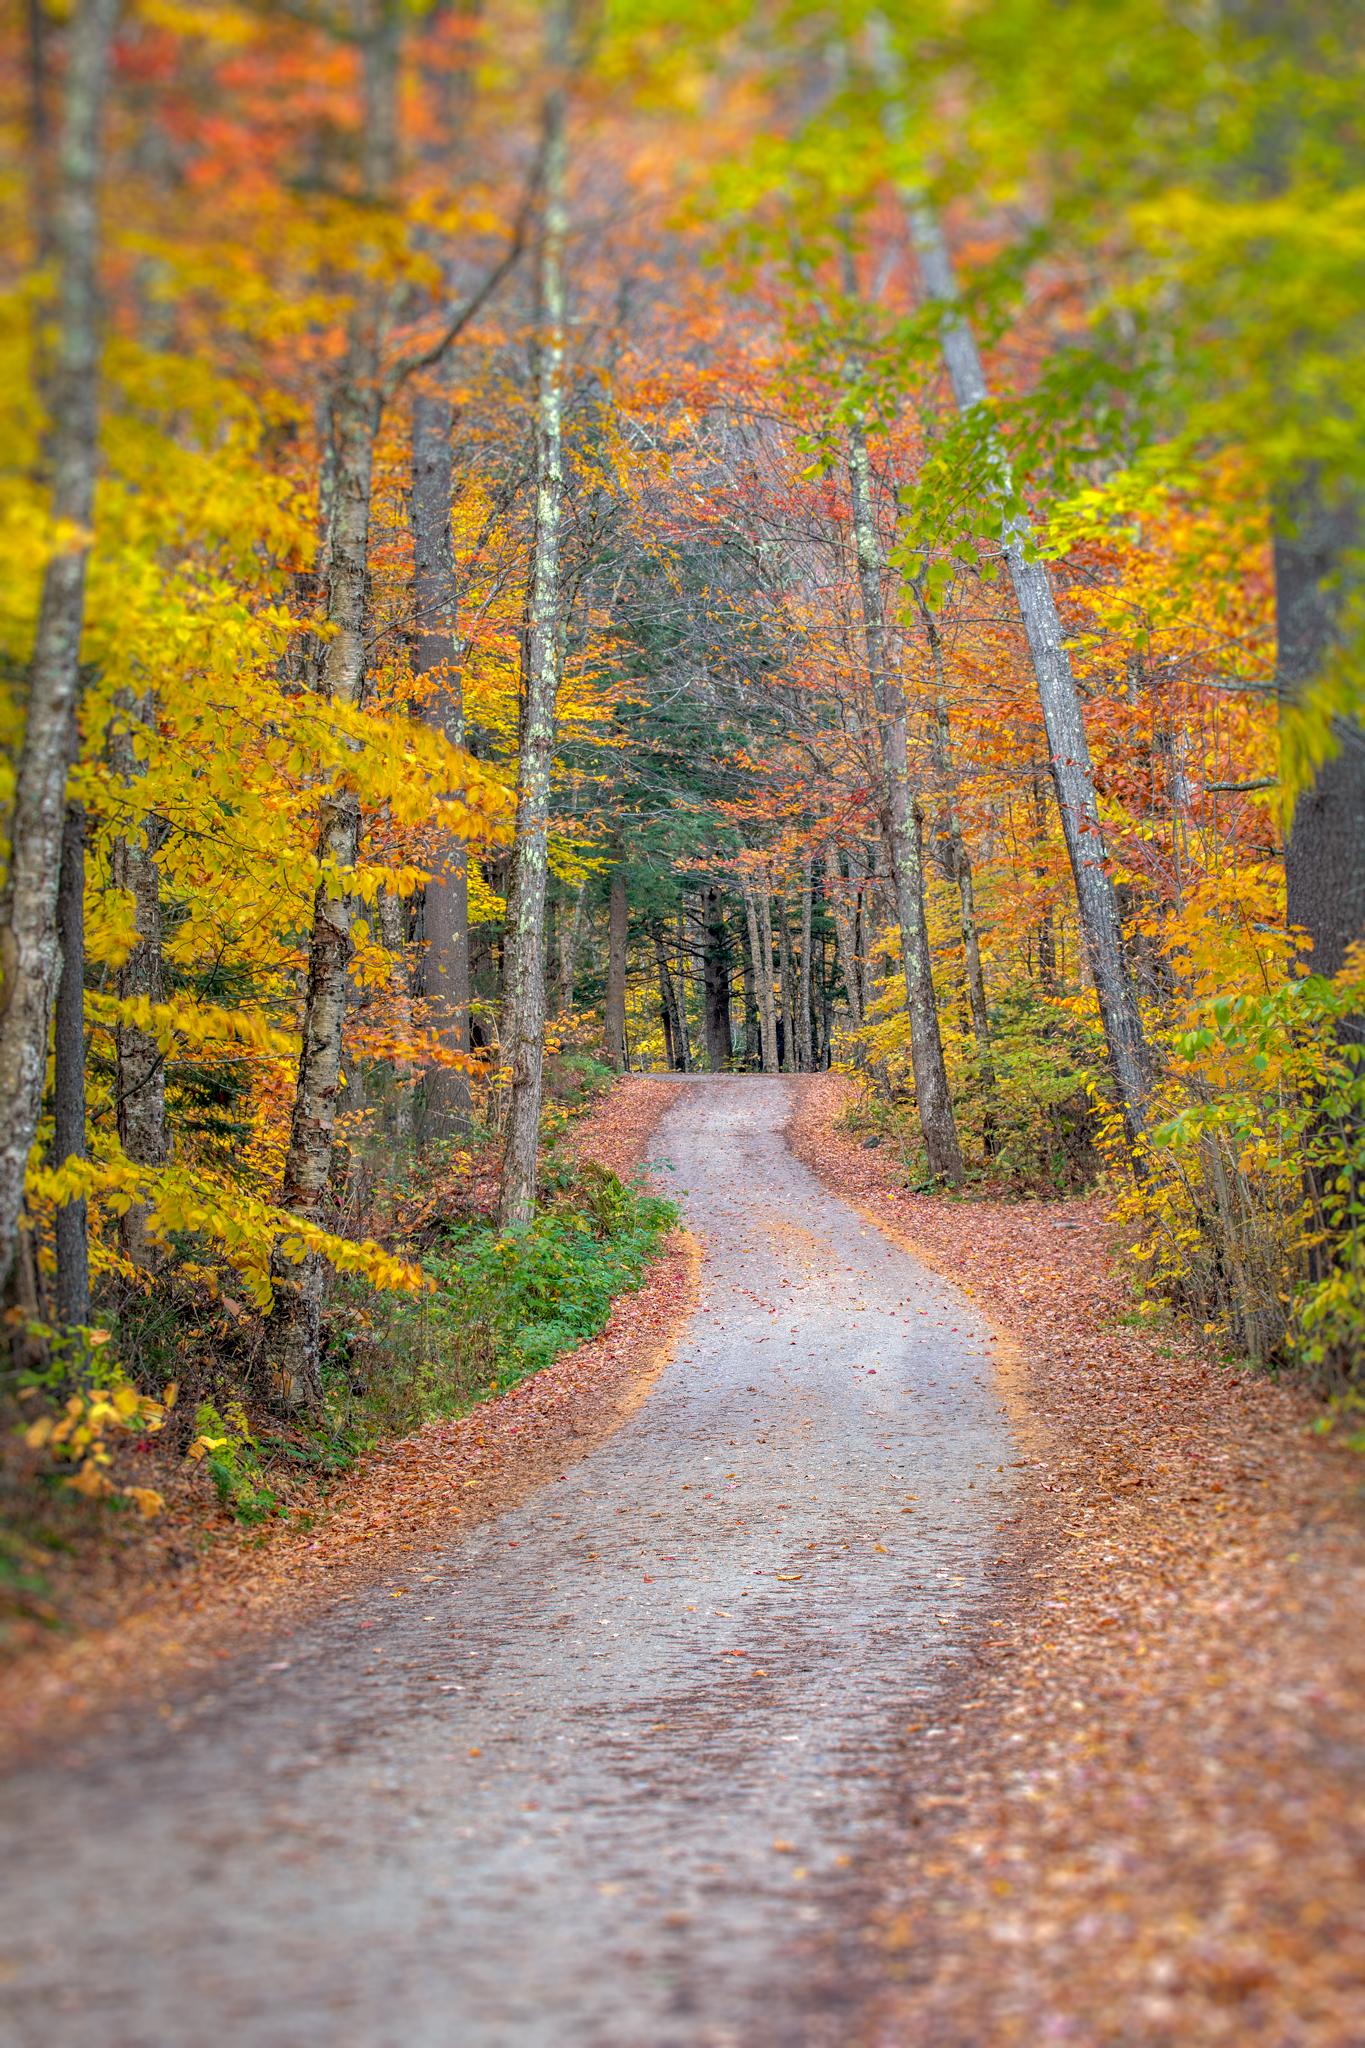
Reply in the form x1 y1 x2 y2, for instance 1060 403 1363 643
1 1077 1015 2048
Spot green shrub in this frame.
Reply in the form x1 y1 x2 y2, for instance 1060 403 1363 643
330 1165 677 1443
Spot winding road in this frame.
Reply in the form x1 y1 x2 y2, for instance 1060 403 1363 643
2 1078 1015 2048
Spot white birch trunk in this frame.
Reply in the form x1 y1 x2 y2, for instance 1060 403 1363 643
499 5 570 1226
0 0 117 1290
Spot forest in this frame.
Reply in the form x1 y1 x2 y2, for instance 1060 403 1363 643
1 0 1361 1566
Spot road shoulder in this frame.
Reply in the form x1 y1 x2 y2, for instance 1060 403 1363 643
788 1073 1365 2048
0 1078 698 1762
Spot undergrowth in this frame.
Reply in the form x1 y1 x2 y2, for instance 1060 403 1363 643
330 1158 677 1448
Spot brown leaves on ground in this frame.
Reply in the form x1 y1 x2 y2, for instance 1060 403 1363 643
788 1074 1365 2048
0 1080 696 1760
561 1072 681 1180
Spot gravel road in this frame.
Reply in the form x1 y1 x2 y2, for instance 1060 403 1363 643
1 1077 1015 2048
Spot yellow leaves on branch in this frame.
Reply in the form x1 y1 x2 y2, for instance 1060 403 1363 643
27 1156 430 1310
24 1373 177 1520
84 991 297 1061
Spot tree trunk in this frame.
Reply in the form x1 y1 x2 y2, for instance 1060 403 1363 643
264 6 398 1407
558 878 585 1014
674 907 693 1070
846 415 964 1182
0 0 117 1292
650 922 683 1070
910 202 1151 1145
499 9 570 1226
1276 479 1364 1027
796 858 814 1072
604 869 628 1072
744 880 779 1074
412 383 472 1145
920 605 997 1127
110 691 169 1266
777 899 798 1073
378 888 417 1154
825 844 863 1040
740 907 758 1067
701 884 733 1071
53 802 89 1327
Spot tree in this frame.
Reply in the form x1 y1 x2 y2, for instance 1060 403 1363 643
0 0 118 1293
500 0 572 1226
846 411 964 1182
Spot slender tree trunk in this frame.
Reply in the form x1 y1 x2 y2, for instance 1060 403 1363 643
651 922 683 1070
265 6 397 1406
558 878 585 1013
797 858 814 1072
378 889 417 1153
740 907 758 1068
1030 772 1058 994
412 383 472 1144
109 692 169 1265
0 0 117 1292
701 884 733 1071
920 606 996 1118
910 202 1152 1145
604 869 628 1072
674 907 693 1071
53 802 89 1327
744 882 779 1074
777 900 798 1073
825 844 863 1040
500 12 570 1225
846 416 964 1182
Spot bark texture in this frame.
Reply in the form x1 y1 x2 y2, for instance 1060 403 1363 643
0 0 117 1290
499 9 570 1226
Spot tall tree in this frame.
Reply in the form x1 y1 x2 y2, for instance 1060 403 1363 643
701 885 733 1071
604 870 628 1073
264 0 401 1409
846 412 964 1182
500 0 572 1225
0 0 118 1291
907 202 1153 1148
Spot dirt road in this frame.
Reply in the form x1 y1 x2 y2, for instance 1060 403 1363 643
1 1078 1015 2048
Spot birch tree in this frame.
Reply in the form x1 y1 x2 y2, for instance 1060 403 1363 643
499 0 571 1226
0 0 118 1292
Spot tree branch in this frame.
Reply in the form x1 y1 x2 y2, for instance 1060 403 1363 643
384 157 544 399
